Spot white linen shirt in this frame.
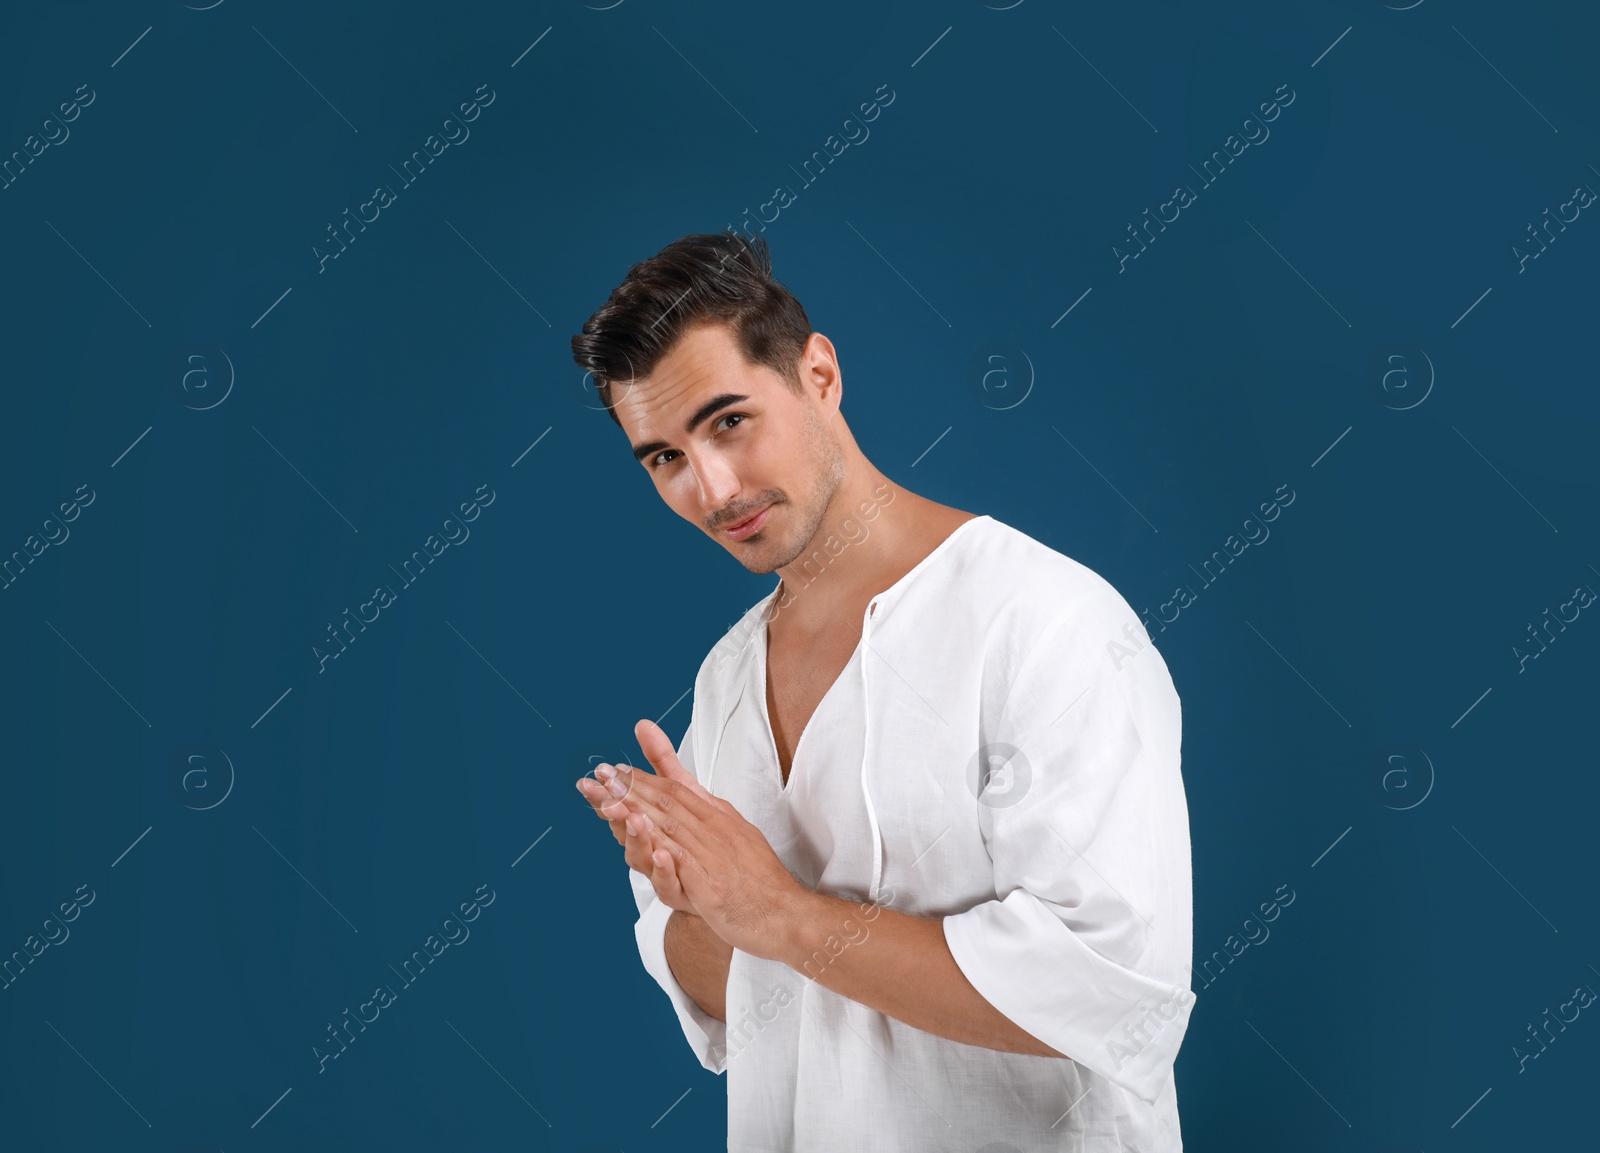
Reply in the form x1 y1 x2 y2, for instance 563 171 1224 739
629 513 1195 1152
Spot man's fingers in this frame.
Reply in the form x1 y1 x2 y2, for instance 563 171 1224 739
623 822 658 873
651 833 715 908
650 839 684 902
576 776 617 819
600 761 722 830
634 718 720 802
606 789 716 865
635 718 686 779
576 777 647 852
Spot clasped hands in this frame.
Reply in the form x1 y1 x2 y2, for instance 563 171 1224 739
576 717 813 964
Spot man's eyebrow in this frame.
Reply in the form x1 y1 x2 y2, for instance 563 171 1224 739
630 392 750 464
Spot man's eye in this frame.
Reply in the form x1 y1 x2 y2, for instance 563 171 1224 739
651 415 746 469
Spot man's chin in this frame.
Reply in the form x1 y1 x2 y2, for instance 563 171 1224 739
725 537 780 573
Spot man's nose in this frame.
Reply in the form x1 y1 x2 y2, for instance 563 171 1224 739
688 449 740 513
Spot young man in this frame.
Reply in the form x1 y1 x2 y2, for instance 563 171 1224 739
572 231 1196 1151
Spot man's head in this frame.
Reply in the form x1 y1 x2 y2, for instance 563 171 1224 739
571 231 852 574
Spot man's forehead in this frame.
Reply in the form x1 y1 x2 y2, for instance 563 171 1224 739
619 326 766 426
622 354 714 416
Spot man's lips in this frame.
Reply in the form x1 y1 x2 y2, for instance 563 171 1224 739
723 504 772 539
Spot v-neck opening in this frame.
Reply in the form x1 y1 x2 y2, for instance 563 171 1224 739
754 513 990 797
759 625 862 797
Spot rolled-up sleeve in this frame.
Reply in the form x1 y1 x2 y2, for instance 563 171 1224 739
941 588 1196 1105
628 704 729 1074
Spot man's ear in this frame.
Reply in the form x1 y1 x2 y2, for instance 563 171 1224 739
803 332 842 412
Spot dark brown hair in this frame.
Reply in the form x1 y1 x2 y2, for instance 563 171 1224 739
571 230 813 428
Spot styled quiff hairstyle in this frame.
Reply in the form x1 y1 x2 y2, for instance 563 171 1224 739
571 230 814 429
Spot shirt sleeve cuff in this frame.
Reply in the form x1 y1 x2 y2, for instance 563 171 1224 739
634 894 730 1074
943 887 1195 1104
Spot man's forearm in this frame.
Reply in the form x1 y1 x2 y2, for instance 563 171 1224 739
663 909 734 1022
776 890 1067 1058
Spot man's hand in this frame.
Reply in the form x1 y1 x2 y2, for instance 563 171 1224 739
576 722 737 1021
574 718 702 914
591 719 812 964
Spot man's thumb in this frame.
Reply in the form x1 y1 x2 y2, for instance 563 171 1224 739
635 717 693 785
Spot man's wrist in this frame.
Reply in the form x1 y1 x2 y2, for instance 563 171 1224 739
775 887 842 973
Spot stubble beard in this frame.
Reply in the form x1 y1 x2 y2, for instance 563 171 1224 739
742 403 846 579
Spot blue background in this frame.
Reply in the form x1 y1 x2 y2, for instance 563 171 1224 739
1 0 1596 1149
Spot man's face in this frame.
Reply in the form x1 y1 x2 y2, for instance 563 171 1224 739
616 321 844 575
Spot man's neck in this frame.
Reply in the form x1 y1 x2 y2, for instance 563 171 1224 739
773 478 962 633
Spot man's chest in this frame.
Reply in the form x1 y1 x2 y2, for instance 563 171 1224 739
764 620 864 787
708 595 1018 909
